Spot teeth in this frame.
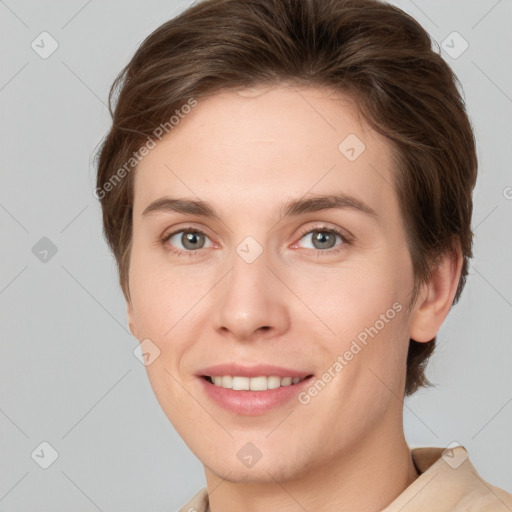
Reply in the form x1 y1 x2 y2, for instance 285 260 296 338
221 376 232 388
210 375 305 391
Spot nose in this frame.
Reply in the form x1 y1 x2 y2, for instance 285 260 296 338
212 245 291 342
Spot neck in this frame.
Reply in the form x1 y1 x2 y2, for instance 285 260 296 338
205 428 419 512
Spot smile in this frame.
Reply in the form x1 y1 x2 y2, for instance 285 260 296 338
199 374 314 415
203 375 308 391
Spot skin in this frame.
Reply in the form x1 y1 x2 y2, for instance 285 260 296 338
126 84 462 512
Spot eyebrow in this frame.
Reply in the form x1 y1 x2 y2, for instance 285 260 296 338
141 193 378 221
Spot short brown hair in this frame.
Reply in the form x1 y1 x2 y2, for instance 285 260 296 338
95 0 477 396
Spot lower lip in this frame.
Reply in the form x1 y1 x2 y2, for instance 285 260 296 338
198 376 314 416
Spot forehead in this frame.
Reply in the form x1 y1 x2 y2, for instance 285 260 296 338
133 85 397 222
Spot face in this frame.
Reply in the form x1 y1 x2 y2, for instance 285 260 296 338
127 85 417 483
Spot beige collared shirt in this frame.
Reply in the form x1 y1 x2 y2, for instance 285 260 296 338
178 446 512 511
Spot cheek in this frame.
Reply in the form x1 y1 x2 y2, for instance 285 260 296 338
291 253 412 390
128 243 208 336
291 253 410 332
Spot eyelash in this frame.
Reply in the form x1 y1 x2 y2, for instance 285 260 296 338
161 224 351 257
294 224 350 256
161 225 210 257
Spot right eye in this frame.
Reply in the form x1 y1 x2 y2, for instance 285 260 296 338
162 228 214 254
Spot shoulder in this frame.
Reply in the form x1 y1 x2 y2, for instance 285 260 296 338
454 470 512 511
384 446 512 512
178 487 209 512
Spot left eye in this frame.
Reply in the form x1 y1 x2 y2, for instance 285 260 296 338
297 229 344 250
166 230 214 251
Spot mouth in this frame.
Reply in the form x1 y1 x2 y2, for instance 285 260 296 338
201 374 313 391
198 373 315 415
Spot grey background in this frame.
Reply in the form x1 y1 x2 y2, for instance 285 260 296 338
1 0 511 510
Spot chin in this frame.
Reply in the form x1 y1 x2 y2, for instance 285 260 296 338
204 453 310 484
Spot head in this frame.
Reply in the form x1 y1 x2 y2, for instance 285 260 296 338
95 0 476 482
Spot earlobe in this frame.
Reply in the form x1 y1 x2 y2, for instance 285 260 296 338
409 242 463 343
127 300 138 340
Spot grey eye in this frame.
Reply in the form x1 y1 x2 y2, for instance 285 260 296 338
168 230 212 251
299 230 342 250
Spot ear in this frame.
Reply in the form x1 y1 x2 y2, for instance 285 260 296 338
409 241 463 343
127 299 139 340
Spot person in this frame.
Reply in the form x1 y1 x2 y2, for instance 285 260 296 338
94 0 512 510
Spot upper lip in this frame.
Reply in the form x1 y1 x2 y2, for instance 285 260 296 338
197 363 313 379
